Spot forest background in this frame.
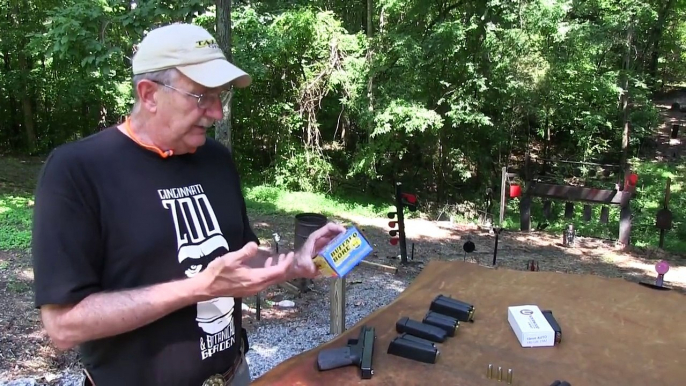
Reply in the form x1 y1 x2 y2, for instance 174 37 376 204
2 0 685 262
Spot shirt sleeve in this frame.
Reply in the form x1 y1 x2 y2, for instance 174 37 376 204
31 147 104 308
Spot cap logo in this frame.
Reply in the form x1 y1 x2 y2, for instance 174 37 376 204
195 39 219 49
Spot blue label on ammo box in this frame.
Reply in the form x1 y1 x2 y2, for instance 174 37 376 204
313 226 373 277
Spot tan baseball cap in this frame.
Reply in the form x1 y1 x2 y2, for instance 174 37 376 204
132 23 251 89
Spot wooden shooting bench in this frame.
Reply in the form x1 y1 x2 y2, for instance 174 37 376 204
252 261 686 386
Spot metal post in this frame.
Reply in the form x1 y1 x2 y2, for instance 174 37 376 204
396 182 408 264
500 167 507 226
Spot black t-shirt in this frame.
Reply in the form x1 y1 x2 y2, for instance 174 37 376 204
31 126 259 385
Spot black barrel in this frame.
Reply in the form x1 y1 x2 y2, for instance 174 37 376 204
671 124 680 139
292 213 328 292
294 213 328 250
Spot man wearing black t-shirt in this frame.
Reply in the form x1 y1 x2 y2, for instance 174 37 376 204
31 23 345 386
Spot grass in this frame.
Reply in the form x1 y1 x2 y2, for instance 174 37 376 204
0 195 33 251
1 156 42 252
243 184 396 219
1 156 684 255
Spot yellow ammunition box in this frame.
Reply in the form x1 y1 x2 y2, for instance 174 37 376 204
313 226 373 277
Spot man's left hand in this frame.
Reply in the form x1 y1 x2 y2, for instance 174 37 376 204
290 222 346 279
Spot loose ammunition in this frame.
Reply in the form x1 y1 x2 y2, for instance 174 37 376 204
498 367 502 381
487 364 493 378
507 369 513 384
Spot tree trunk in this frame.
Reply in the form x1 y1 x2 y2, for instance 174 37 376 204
215 0 233 150
646 0 675 81
366 0 374 113
620 25 633 168
4 50 20 147
18 51 36 153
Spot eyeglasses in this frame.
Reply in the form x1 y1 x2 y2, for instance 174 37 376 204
153 81 230 109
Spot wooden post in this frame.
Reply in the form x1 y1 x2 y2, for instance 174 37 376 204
583 205 592 221
520 195 531 232
326 261 398 335
618 195 632 248
330 277 346 335
664 177 672 208
659 178 672 249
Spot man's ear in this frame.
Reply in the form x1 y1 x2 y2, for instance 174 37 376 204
136 80 160 113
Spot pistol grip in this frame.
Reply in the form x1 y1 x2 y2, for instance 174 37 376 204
317 347 358 371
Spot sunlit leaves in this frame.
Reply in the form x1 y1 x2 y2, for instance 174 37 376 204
2 0 684 202
372 99 443 137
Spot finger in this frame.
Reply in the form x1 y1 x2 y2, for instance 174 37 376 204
273 252 286 266
227 242 259 263
313 222 346 239
255 252 294 282
313 229 347 251
300 254 317 272
282 252 295 267
328 222 347 233
307 223 347 252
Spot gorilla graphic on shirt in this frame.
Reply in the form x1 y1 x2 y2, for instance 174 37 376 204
158 184 237 359
178 234 234 335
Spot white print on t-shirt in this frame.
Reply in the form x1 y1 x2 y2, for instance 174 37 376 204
158 184 236 360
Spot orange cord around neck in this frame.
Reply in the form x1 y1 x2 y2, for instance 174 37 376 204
124 116 173 158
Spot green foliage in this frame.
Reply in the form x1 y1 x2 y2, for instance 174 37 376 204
1 0 685 252
629 161 686 251
271 145 334 193
0 195 33 251
243 184 394 219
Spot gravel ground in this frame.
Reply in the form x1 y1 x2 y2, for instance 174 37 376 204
243 266 413 380
0 373 83 386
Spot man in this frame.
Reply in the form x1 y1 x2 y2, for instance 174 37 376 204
31 23 345 386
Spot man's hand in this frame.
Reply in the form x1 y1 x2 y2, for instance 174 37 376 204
289 222 347 279
39 242 293 351
198 242 295 298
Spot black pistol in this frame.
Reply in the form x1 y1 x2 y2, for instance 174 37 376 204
317 325 376 379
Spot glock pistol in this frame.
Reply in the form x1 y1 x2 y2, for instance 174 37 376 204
317 325 376 379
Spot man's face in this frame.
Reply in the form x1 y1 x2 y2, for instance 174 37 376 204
155 74 226 154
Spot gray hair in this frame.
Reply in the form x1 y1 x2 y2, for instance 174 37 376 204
131 68 179 111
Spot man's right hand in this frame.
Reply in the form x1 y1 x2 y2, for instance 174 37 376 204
197 242 294 299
